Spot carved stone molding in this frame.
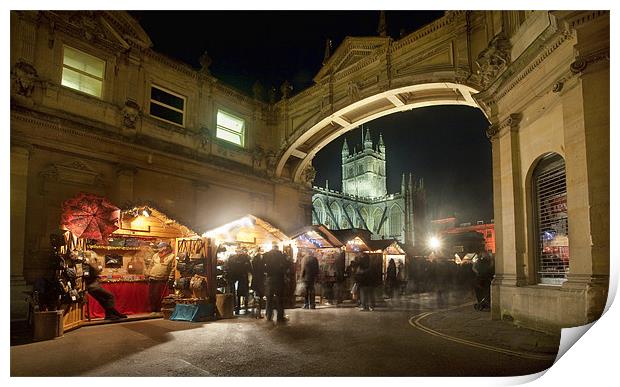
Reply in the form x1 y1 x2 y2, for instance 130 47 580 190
486 113 522 139
570 48 610 74
347 80 361 103
121 99 141 130
474 33 512 88
115 163 137 177
11 61 38 98
39 159 105 193
299 164 316 187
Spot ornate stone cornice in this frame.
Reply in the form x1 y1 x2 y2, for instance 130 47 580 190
570 47 610 74
486 113 522 139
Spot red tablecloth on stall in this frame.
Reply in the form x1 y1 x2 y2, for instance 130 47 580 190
87 281 169 318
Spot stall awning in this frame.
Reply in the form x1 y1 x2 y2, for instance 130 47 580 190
116 205 198 238
291 225 344 249
202 214 289 245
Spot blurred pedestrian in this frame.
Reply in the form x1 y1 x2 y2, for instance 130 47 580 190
300 252 319 309
227 248 252 315
472 251 493 311
333 252 346 305
263 243 289 322
385 258 397 299
396 260 406 296
356 254 375 311
250 250 266 318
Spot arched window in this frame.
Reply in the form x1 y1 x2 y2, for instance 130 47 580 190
313 199 325 225
373 208 384 235
344 206 356 229
359 207 369 230
330 202 342 230
533 153 569 285
389 205 403 237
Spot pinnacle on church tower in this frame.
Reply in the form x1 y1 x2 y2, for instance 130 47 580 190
341 139 349 159
364 127 373 150
379 133 386 153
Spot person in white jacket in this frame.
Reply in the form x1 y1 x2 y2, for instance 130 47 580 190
145 242 175 313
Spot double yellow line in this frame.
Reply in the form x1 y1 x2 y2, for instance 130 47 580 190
408 303 557 361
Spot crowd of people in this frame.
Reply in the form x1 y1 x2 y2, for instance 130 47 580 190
224 245 496 321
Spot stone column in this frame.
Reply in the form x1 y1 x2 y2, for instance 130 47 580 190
11 144 32 321
488 114 527 319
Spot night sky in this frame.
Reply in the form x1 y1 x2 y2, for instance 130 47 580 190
130 10 493 223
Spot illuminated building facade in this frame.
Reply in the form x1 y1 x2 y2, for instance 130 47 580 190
312 127 426 246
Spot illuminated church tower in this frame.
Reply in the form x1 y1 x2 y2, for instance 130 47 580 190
312 125 427 246
341 128 387 198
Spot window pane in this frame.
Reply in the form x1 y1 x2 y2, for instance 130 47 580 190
217 110 244 134
216 127 242 145
63 46 104 78
150 103 184 125
61 67 102 97
151 87 184 110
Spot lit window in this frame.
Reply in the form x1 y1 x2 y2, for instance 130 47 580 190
216 110 245 147
61 45 105 98
534 153 569 285
149 85 186 127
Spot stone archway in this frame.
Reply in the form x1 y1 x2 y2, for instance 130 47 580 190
278 82 483 183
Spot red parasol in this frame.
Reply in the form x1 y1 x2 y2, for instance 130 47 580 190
61 192 120 240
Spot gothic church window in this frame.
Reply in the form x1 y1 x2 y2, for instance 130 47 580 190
150 84 186 127
389 205 403 237
61 45 105 98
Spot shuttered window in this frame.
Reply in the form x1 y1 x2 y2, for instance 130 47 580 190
534 153 569 285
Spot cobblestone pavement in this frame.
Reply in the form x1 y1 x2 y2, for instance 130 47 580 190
10 291 559 377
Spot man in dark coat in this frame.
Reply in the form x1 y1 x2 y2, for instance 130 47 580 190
300 253 319 309
227 249 252 315
84 262 127 320
263 244 289 322
250 252 266 318
472 251 493 311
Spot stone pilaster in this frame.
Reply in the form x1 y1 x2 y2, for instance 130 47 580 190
115 165 136 205
10 144 32 321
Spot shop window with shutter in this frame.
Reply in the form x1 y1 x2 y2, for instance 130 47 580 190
533 153 569 285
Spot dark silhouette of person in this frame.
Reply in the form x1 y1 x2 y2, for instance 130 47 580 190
250 252 266 318
300 253 319 309
227 249 252 315
472 251 493 311
263 244 289 322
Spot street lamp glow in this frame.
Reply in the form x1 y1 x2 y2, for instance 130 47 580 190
428 236 441 250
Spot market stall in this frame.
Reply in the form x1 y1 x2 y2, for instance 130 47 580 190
85 205 198 319
203 215 292 314
366 240 406 281
291 226 344 302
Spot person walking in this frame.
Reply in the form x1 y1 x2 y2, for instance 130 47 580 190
300 252 319 309
333 252 346 305
250 251 266 318
472 251 493 311
263 243 289 322
227 248 252 315
356 253 375 311
396 260 406 296
385 258 397 299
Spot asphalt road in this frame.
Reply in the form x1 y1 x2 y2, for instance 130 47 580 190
10 293 554 377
